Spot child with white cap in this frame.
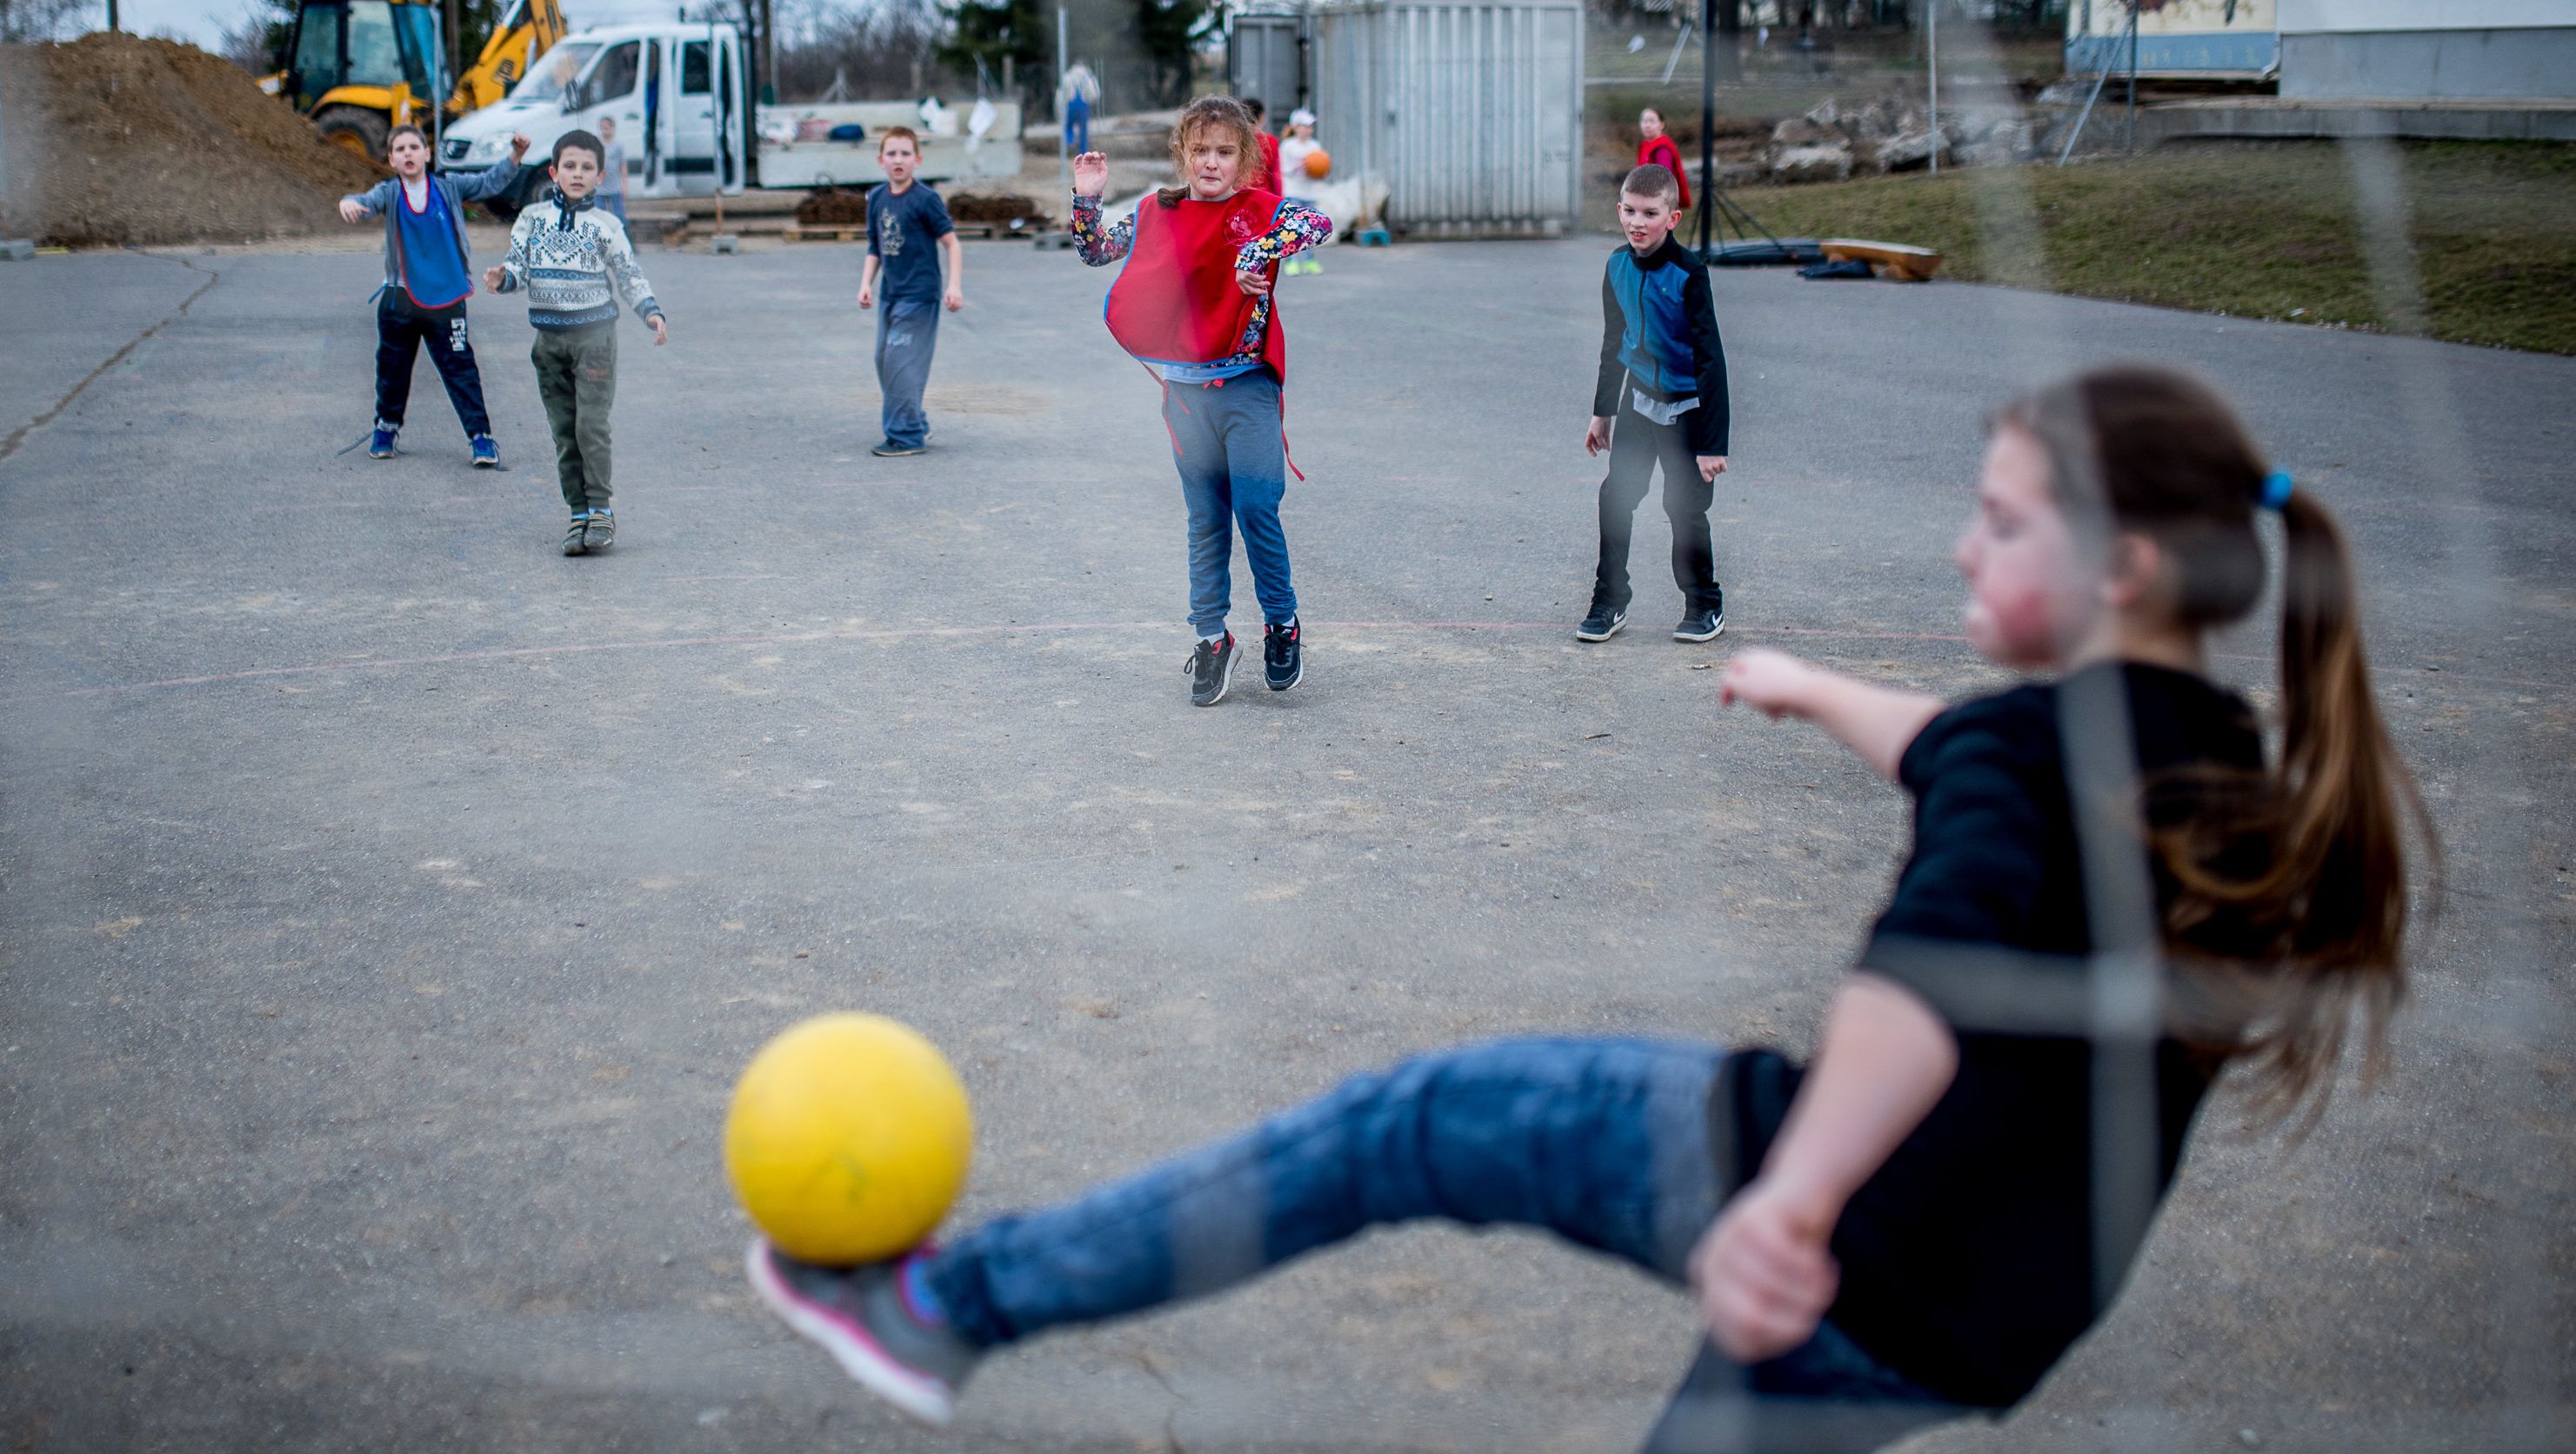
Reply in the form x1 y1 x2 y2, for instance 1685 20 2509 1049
1277 108 1325 276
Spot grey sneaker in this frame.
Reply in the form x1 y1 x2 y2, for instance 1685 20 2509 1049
871 440 928 457
744 1239 980 1427
582 508 616 552
562 511 591 556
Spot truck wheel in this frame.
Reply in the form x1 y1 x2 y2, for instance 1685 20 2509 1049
315 106 390 165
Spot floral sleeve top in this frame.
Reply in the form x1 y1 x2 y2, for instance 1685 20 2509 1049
1070 192 1332 379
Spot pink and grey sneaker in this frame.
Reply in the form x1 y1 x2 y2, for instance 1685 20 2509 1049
744 1238 982 1426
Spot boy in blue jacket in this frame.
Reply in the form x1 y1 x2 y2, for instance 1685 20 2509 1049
337 125 530 466
1578 163 1732 644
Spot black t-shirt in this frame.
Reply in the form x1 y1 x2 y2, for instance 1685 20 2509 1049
1730 662 2265 1410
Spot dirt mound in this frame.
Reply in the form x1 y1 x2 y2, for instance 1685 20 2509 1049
795 188 867 225
947 192 1042 226
0 33 384 246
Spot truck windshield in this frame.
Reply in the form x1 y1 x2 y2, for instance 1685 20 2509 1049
344 0 403 87
511 40 598 104
290 2 344 94
391 2 442 97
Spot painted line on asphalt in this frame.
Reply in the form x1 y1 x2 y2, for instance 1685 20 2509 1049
32 619 1976 700
30 620 2563 702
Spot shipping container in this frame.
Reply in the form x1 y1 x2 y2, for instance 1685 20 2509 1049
1291 0 1585 238
1230 7 1308 117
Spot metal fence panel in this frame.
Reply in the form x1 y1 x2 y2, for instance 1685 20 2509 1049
1305 0 1583 238
1228 13 1308 117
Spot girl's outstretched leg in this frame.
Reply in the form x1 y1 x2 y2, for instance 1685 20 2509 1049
749 1038 1729 1426
930 1036 1726 1342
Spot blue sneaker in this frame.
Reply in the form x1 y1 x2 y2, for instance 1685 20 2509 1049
470 434 499 468
369 425 397 459
562 510 591 556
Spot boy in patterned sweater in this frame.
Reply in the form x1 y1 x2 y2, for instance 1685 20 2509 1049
484 130 669 556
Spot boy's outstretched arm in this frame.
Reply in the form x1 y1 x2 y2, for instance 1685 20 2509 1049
452 134 534 203
485 217 531 294
1690 974 1955 1361
599 218 668 343
337 177 395 224
1720 648 1945 782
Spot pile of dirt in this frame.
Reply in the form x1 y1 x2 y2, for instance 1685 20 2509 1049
795 188 868 225
946 192 1043 226
0 33 384 246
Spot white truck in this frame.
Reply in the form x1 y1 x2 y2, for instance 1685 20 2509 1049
437 20 1024 212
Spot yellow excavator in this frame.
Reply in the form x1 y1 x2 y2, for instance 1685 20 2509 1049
447 0 568 117
262 0 565 164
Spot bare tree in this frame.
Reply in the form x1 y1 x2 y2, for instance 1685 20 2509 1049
0 0 92 44
768 0 958 103
217 0 295 71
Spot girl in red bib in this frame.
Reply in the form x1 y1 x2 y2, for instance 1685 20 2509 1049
1067 97 1331 706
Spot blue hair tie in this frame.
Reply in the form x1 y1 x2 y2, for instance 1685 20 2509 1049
2258 470 2293 512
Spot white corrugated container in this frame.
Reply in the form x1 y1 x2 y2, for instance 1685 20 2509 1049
1305 0 1585 238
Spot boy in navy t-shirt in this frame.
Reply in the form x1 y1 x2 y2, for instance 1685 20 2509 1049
858 127 964 457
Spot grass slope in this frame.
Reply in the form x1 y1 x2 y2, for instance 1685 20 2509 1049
1717 141 2576 355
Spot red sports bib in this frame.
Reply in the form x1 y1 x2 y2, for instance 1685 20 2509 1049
1104 189 1288 385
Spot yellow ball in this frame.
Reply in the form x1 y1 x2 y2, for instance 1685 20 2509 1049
724 1013 973 1265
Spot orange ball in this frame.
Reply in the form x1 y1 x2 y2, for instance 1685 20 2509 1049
1302 148 1331 180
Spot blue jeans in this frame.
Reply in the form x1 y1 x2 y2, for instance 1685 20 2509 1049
876 297 940 449
1065 97 1091 156
597 192 627 223
922 1038 1969 1452
1163 368 1294 635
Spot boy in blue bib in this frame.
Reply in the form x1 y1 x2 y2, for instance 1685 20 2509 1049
337 124 531 467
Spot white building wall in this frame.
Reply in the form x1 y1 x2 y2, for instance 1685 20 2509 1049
2276 0 2576 98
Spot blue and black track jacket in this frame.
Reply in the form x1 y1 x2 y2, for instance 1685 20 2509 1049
1592 235 1731 457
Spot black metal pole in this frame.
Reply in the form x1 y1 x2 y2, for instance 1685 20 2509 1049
1697 0 1715 257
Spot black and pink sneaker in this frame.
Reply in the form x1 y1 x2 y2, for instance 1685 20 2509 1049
744 1238 981 1426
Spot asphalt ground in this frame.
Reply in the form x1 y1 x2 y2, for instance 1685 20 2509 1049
2 232 2570 1452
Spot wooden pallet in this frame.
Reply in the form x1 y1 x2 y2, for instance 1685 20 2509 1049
783 223 868 242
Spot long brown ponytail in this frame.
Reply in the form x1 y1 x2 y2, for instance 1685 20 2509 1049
2002 365 2438 1125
